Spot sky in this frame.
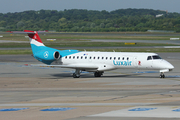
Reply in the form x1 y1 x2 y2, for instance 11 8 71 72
0 0 180 13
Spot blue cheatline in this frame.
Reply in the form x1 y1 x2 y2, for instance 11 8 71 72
167 75 180 78
0 108 29 111
172 108 180 112
128 108 157 111
40 107 75 111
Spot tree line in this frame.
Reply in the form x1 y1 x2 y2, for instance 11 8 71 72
0 8 180 32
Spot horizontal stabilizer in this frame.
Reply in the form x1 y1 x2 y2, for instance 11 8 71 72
7 30 48 34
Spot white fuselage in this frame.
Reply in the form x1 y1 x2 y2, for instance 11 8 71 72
11 30 174 78
60 51 174 72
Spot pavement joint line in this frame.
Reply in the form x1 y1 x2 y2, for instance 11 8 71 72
0 103 156 107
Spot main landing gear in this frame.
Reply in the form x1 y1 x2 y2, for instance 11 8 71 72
73 70 104 78
160 72 165 78
94 71 104 77
73 69 80 78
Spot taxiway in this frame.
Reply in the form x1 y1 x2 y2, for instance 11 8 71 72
0 53 180 120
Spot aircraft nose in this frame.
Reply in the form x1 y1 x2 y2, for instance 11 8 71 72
168 63 174 70
164 60 174 70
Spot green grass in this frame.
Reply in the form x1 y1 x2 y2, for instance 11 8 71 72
1 32 180 41
0 43 30 48
0 32 180 54
0 50 32 55
1 48 180 55
80 48 180 53
41 35 180 40
0 41 177 48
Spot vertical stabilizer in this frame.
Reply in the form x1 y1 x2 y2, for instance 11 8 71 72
8 30 60 65
24 30 44 46
24 30 45 54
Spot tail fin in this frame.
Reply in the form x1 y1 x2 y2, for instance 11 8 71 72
24 30 44 44
24 30 44 45
7 30 47 54
24 30 46 55
24 30 60 64
7 30 60 65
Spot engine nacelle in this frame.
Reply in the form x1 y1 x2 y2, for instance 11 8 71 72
34 51 60 64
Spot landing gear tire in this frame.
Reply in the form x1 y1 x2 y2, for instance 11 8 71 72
160 73 165 78
94 71 103 77
73 69 81 78
73 73 80 78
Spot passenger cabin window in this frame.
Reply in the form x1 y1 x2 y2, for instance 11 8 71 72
77 56 79 59
106 57 108 60
114 57 116 60
118 57 120 60
69 56 71 59
122 57 124 60
102 57 104 59
110 57 112 60
73 56 75 59
127 57 129 60
90 57 92 59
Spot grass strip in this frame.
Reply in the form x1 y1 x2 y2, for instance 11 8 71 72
0 42 177 48
1 48 180 55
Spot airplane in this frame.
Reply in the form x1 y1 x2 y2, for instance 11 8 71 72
10 30 174 78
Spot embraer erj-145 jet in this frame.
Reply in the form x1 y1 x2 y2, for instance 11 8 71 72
11 30 174 78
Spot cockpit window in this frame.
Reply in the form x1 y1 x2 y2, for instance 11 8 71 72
147 55 162 60
152 55 162 60
147 56 152 60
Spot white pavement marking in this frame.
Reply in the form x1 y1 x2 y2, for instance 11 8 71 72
164 46 180 48
91 106 180 118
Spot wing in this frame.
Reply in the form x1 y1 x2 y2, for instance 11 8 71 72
31 64 98 69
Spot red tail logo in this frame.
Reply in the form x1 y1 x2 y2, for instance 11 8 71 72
24 30 43 43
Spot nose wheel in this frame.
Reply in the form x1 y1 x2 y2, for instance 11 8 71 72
160 73 165 78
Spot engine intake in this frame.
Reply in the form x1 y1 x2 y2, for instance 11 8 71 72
54 51 60 59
